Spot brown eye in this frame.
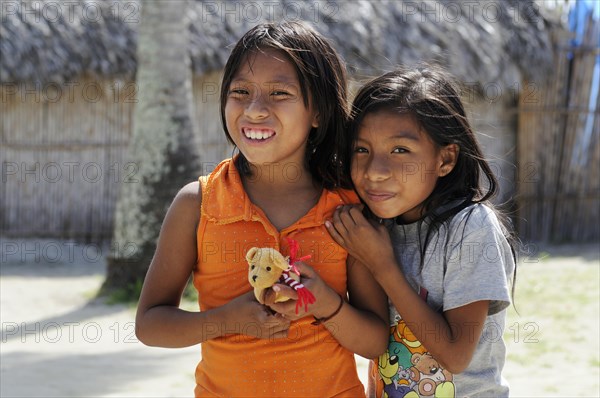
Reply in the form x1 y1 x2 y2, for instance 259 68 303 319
250 265 255 270
266 267 271 271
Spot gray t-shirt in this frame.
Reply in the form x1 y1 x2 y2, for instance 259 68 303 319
370 203 515 398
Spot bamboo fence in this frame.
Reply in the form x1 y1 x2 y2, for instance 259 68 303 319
517 14 599 243
1 74 230 241
1 79 134 241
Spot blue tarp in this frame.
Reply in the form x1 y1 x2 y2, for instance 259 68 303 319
568 0 599 166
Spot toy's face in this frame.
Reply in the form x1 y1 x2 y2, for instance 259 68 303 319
378 349 399 381
412 353 442 377
248 260 281 288
247 248 286 289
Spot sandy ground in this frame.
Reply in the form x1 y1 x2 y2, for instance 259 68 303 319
1 239 599 397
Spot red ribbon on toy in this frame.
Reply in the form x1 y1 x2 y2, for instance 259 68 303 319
284 237 315 313
286 237 311 275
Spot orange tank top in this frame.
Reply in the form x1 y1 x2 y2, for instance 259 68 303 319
193 158 365 397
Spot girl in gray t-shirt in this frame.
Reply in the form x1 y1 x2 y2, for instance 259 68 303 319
326 65 516 397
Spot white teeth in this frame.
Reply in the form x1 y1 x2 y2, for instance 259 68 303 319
244 128 274 140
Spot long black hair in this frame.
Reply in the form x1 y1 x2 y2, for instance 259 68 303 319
349 65 517 290
220 21 352 189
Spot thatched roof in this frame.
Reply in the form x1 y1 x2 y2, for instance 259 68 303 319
1 0 564 89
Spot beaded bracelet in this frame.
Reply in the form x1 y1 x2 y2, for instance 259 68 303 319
311 293 344 325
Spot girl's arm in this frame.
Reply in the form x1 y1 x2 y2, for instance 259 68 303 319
368 259 488 373
265 258 389 359
345 256 391 358
326 205 488 373
135 181 290 348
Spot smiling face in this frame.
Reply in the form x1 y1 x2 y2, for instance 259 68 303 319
351 110 456 222
224 48 319 170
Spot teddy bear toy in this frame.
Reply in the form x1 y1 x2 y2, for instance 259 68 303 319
246 238 315 314
409 352 454 396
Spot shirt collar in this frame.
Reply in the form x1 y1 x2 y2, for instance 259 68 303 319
201 158 358 231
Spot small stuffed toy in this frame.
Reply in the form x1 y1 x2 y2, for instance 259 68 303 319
246 238 316 314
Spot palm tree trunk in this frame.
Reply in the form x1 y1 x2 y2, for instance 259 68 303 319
103 0 199 294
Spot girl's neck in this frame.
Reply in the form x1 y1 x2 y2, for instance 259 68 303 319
243 161 314 191
241 162 322 231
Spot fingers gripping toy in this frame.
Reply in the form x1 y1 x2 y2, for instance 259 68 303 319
246 238 316 314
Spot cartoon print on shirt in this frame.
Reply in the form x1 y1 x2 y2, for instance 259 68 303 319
378 336 414 396
375 289 456 398
409 352 454 397
392 318 427 354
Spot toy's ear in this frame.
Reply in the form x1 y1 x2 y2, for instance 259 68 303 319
411 353 422 365
246 247 259 264
273 254 290 271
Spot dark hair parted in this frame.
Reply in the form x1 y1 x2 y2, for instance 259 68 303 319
220 21 352 189
349 65 517 288
349 64 498 222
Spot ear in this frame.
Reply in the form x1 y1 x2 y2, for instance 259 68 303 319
438 144 459 177
246 247 259 264
311 112 319 129
411 352 425 365
273 254 290 271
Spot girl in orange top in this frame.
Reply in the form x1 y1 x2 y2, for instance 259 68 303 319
135 21 388 397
